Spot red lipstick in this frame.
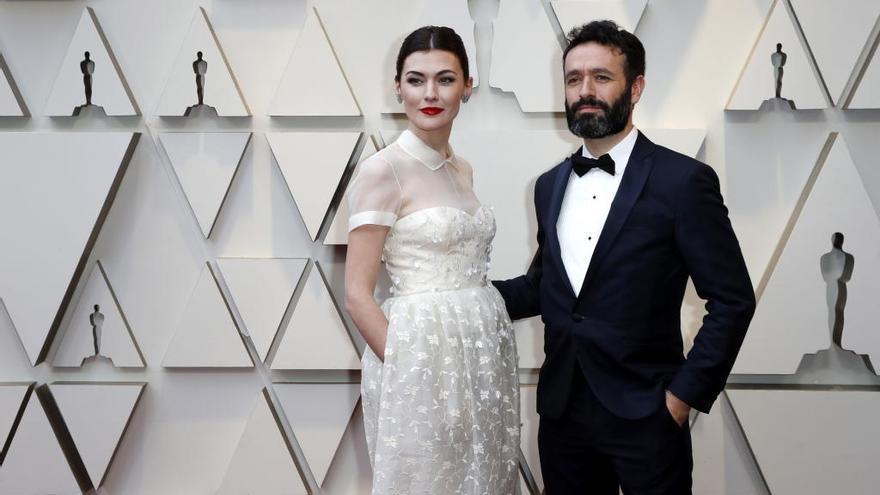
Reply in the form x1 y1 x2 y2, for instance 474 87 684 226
420 107 443 116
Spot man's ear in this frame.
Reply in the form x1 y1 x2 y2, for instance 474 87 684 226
630 75 646 105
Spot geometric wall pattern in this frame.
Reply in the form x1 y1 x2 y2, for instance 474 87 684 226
162 262 253 368
48 382 145 489
690 393 768 494
728 0 828 110
274 383 361 487
728 389 880 494
44 8 139 116
849 33 880 109
159 132 252 238
269 8 360 117
216 257 308 362
789 0 880 106
267 131 362 241
217 390 308 495
491 0 565 112
0 0 879 493
271 262 360 370
0 383 32 464
550 0 648 35
52 261 145 368
0 132 139 366
0 52 27 116
734 133 880 374
0 388 81 494
154 7 249 117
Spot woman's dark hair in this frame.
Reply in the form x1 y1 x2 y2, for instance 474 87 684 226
395 26 470 82
563 20 645 84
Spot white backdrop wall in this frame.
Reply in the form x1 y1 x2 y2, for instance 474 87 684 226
1 0 879 493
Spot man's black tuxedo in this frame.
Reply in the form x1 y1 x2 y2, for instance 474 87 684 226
494 132 755 421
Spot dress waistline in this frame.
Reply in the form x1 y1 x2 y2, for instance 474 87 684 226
389 282 489 298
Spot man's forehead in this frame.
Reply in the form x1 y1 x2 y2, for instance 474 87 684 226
564 42 626 70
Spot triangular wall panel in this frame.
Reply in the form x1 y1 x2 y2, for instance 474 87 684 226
727 0 827 110
44 7 138 116
49 383 145 488
217 390 307 495
324 137 380 245
159 132 251 238
216 258 308 362
691 393 769 494
162 263 252 368
728 389 880 494
155 7 250 116
269 8 361 116
734 134 880 373
0 53 28 116
490 0 565 112
53 261 144 368
0 383 32 464
0 132 138 365
267 131 362 241
849 33 880 108
271 263 359 370
0 390 81 494
791 0 880 106
551 0 648 35
275 383 360 486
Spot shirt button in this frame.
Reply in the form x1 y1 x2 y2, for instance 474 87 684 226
572 313 585 322
588 236 592 241
593 195 597 199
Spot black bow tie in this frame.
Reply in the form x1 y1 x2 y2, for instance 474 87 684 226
571 152 615 177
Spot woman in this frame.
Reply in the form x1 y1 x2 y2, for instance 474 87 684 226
344 26 520 494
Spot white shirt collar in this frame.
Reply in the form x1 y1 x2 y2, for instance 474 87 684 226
397 129 455 171
581 126 639 175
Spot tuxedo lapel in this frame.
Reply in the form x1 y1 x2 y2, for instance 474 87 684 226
576 132 656 306
547 154 577 298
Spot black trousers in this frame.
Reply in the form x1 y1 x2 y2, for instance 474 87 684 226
538 370 693 494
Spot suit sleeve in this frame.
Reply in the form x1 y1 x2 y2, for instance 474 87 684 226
492 176 546 321
668 163 756 413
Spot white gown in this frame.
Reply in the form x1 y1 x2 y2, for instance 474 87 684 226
347 130 520 494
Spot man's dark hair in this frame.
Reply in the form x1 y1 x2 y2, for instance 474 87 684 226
563 20 645 83
395 26 470 82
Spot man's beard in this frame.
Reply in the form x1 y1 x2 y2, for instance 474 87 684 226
565 85 632 139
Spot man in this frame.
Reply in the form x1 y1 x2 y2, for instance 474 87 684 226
494 21 755 494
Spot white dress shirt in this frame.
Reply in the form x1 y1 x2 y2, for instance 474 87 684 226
557 127 639 295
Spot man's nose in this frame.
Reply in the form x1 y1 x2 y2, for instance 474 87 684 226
578 77 596 100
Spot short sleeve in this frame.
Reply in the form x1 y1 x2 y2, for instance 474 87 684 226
345 155 402 231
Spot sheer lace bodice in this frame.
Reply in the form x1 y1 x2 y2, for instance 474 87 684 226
347 129 482 230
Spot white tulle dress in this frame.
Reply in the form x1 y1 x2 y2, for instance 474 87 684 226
347 130 520 494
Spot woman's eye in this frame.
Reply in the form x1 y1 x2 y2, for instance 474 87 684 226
407 78 423 85
440 77 456 84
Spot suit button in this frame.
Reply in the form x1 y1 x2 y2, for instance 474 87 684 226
572 313 585 322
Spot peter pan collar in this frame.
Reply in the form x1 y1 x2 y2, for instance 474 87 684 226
397 129 455 171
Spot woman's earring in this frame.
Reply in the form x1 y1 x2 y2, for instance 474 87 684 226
461 94 471 103
396 93 403 104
